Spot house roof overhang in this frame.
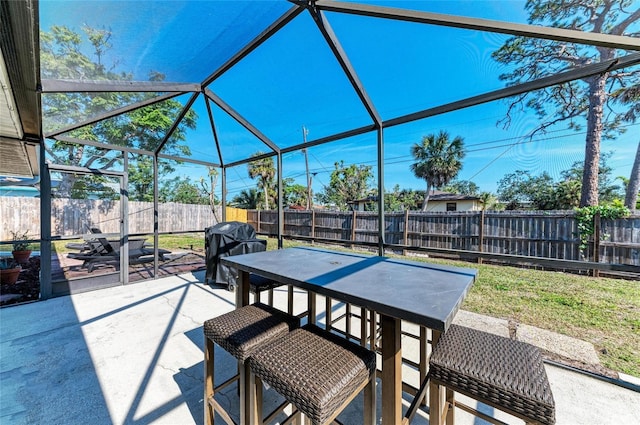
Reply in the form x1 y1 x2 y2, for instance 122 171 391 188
0 0 41 183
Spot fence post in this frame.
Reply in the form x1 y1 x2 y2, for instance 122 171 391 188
257 210 261 234
403 209 409 256
478 210 485 264
351 210 357 248
311 210 315 245
592 211 600 277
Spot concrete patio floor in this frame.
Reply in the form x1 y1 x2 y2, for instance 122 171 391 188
1 271 639 424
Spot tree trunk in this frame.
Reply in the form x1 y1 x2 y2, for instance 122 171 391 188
625 141 640 210
421 183 432 211
263 185 269 210
580 72 609 207
58 144 86 198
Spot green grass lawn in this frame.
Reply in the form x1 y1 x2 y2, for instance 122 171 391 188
264 238 640 377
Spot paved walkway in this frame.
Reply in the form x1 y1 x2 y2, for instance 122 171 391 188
1 271 638 424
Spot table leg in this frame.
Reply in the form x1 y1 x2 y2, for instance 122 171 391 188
420 326 428 407
429 330 443 425
307 291 317 325
236 270 250 307
381 314 401 425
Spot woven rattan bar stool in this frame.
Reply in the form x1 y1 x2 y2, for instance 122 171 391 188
204 302 300 425
247 324 377 425
418 324 555 425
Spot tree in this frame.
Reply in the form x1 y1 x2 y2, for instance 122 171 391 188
560 153 622 204
410 131 465 211
159 177 208 204
479 192 499 211
315 161 373 211
492 0 640 207
383 185 423 212
283 178 308 208
199 167 220 222
231 188 261 209
497 154 622 210
247 152 276 210
497 170 555 210
442 179 480 196
41 25 197 200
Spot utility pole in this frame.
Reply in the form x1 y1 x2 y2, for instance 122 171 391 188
302 126 311 210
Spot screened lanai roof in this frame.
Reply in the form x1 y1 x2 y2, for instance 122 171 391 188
1 0 640 185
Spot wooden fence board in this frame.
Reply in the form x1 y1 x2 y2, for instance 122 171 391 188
1 197 220 240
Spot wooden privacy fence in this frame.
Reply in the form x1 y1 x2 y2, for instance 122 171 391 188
4 196 640 269
247 209 640 267
0 197 221 240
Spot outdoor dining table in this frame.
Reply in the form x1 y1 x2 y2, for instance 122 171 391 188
221 246 478 425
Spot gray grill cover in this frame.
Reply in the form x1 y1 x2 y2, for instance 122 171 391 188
205 221 266 288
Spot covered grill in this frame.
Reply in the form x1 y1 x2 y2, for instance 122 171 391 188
205 221 267 290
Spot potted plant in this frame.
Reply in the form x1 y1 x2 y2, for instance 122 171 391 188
10 230 32 264
0 258 21 285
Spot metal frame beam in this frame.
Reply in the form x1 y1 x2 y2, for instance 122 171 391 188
314 0 640 51
155 92 199 155
157 153 220 168
45 92 184 138
53 136 220 168
40 79 202 93
384 52 640 128
224 150 277 169
205 97 225 167
272 54 640 156
308 5 381 126
54 135 154 156
280 124 377 154
204 88 280 154
46 163 125 177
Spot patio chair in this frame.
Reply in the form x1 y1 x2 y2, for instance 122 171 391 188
64 227 103 252
67 237 170 272
204 302 300 425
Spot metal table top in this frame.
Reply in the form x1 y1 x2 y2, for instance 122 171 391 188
222 247 477 331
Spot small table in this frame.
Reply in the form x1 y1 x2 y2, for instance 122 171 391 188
222 247 477 425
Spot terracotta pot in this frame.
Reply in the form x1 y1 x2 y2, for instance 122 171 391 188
0 267 21 285
12 250 31 264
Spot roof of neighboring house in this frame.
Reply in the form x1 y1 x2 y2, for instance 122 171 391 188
347 191 483 204
429 191 482 202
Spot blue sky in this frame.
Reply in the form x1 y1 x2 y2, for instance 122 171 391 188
39 1 639 201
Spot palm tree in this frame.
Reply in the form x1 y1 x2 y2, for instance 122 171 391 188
247 152 276 210
231 188 261 209
410 131 465 211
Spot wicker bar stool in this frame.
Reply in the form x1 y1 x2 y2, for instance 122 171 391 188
247 324 377 425
204 302 300 425
414 324 555 425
